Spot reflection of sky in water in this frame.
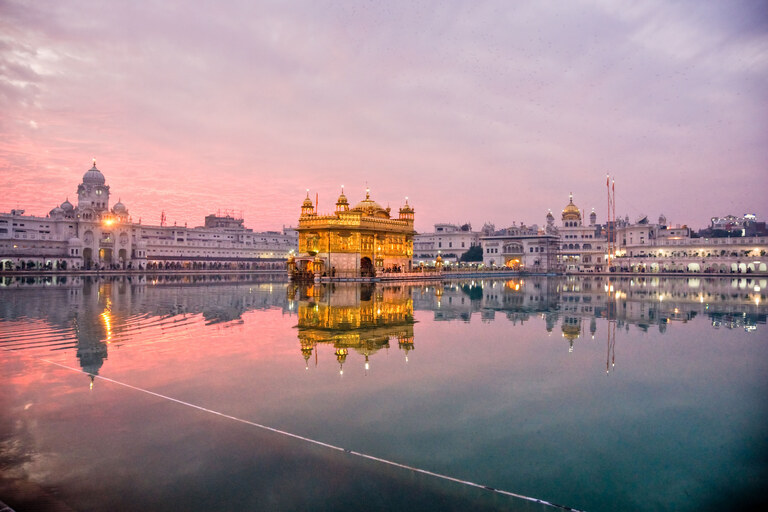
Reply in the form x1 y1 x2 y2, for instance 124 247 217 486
0 275 766 512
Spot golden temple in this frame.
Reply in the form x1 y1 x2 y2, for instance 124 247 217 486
288 188 415 280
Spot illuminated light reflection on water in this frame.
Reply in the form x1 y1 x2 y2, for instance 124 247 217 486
0 274 766 512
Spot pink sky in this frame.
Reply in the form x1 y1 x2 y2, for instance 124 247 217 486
1 0 766 232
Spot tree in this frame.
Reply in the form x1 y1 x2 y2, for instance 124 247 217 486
460 245 483 262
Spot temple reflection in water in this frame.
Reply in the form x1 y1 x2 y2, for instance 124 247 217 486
291 283 415 373
1 274 765 379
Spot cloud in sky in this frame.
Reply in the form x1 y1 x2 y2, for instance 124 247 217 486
1 0 766 231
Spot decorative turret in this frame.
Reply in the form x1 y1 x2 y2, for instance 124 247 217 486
545 209 557 235
335 186 349 213
61 198 74 215
590 208 597 226
398 197 414 221
112 198 129 221
113 198 127 214
335 347 348 375
301 190 315 216
301 344 313 369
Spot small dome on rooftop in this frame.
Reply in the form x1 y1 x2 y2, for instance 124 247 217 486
562 194 581 221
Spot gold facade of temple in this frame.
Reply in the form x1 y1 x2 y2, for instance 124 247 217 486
289 188 415 280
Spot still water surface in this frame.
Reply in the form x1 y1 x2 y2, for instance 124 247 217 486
1 274 766 511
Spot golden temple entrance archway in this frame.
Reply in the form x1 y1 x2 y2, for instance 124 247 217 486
361 257 374 277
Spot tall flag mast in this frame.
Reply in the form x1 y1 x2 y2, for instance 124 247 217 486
606 175 616 269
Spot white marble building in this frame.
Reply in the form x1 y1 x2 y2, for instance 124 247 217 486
0 162 297 271
614 214 768 273
550 194 608 273
480 233 560 272
414 223 480 263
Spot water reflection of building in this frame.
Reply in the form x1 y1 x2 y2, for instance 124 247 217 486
410 276 767 353
3 275 766 382
561 316 582 352
0 276 293 384
413 278 560 323
294 283 415 372
74 279 112 385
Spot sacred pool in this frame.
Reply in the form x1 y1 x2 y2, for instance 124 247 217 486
1 274 765 511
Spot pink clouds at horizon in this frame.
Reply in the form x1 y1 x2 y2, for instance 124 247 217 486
1 0 766 233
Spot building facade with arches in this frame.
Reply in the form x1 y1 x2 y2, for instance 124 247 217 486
1 162 296 272
551 194 609 273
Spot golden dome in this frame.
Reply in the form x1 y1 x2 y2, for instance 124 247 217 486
352 189 389 218
562 193 581 221
561 324 580 341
